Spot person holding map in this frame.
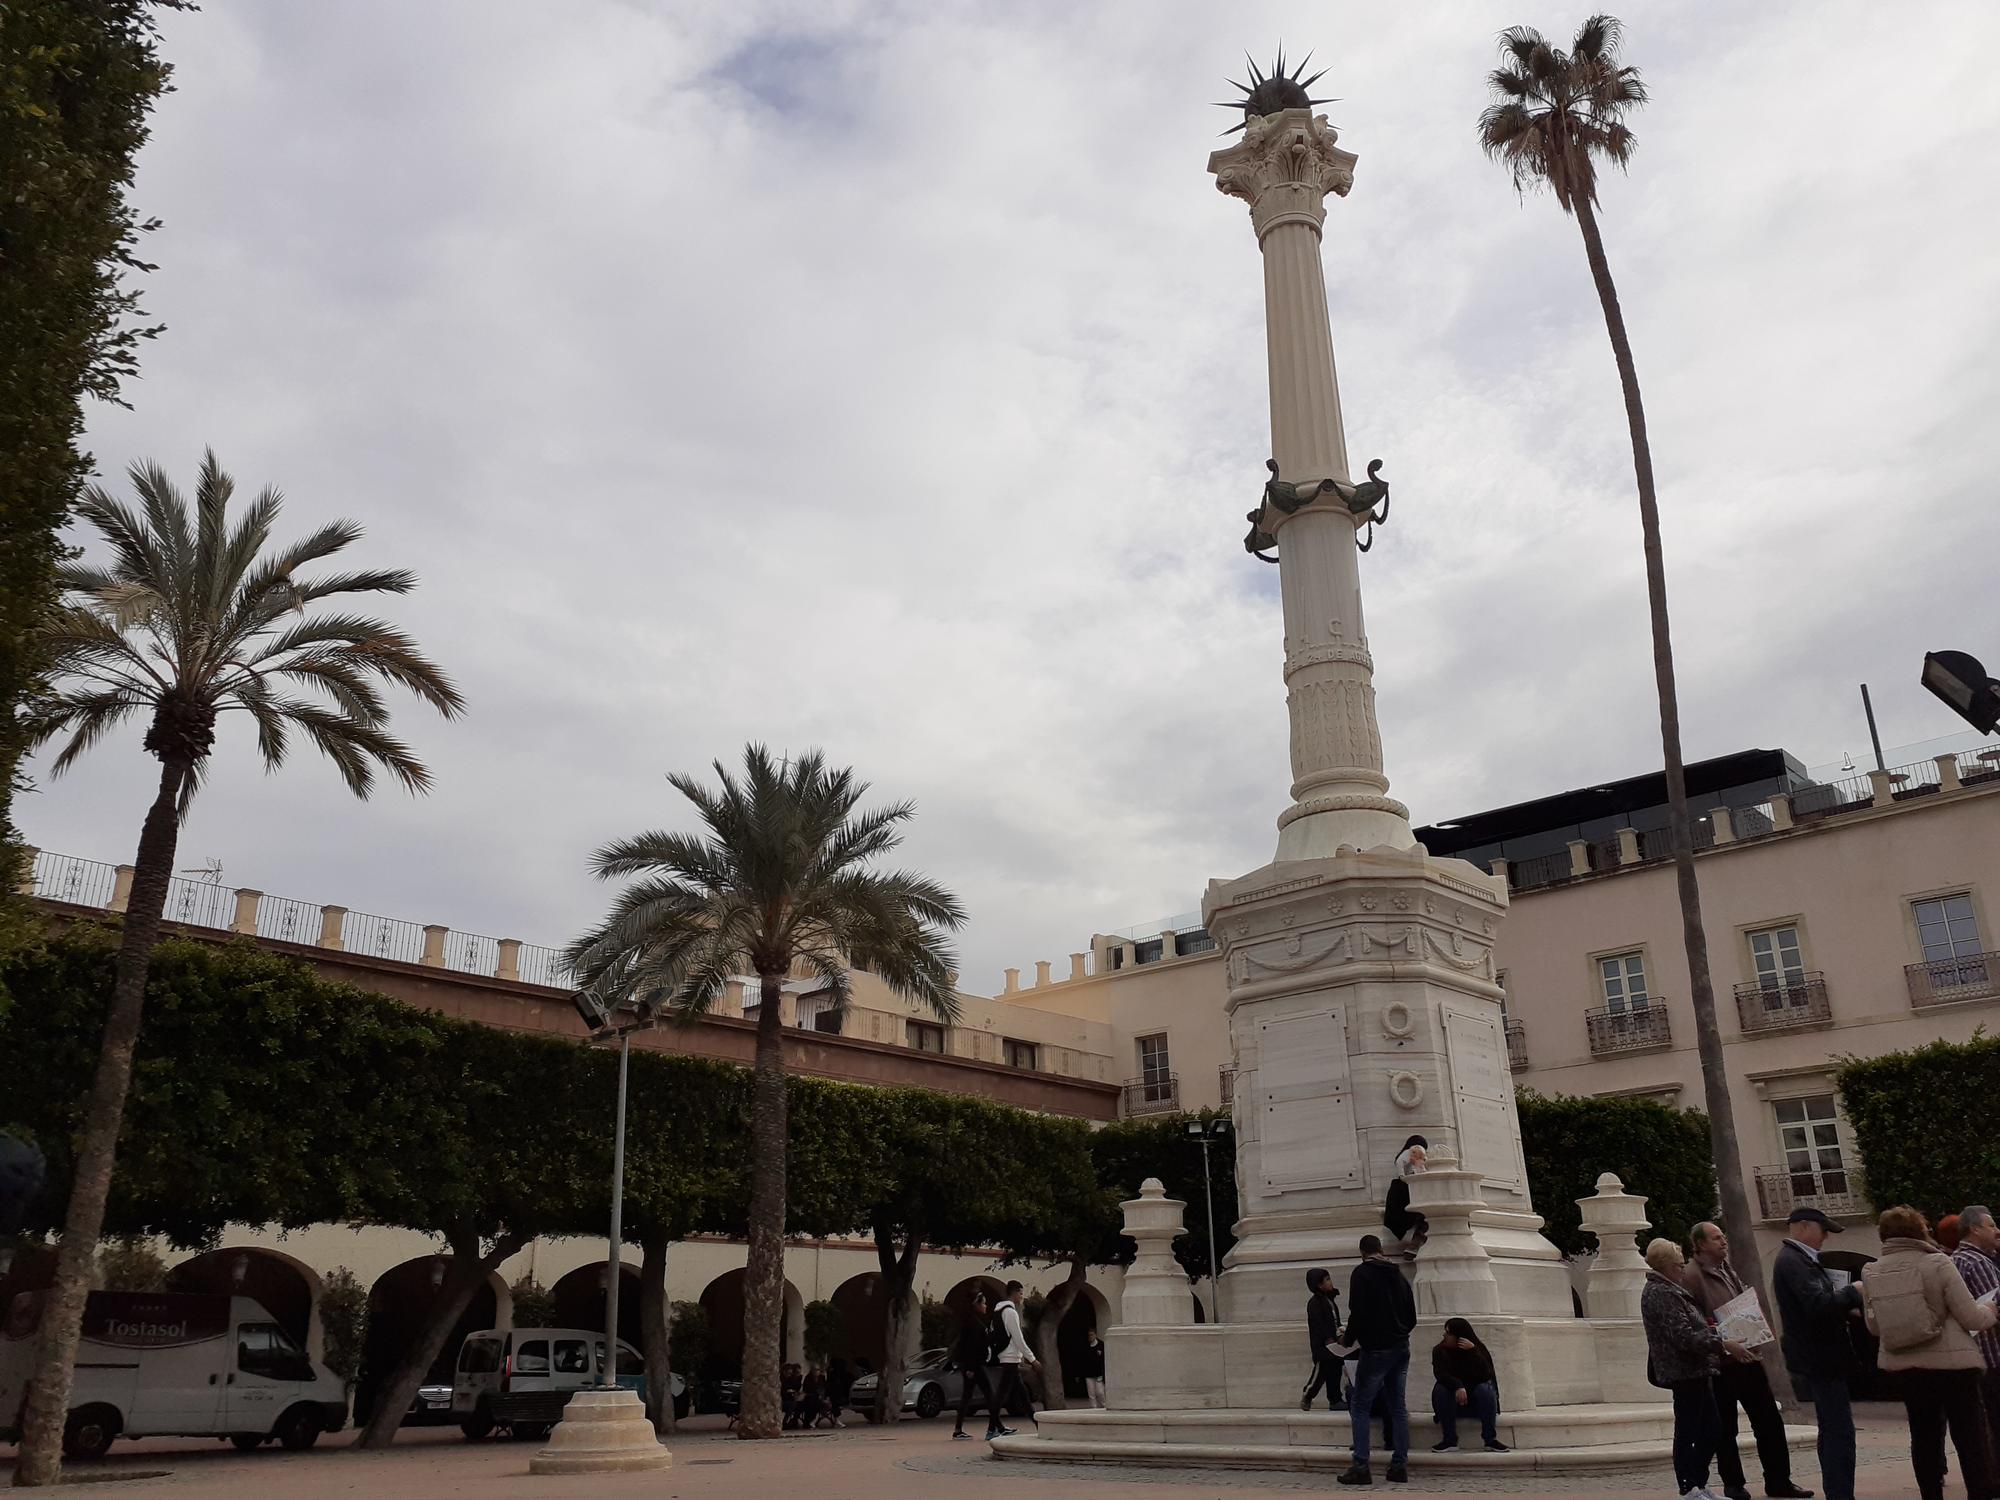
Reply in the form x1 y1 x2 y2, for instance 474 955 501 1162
1685 1221 1811 1500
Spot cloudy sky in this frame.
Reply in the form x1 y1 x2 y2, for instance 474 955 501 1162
26 1 2000 990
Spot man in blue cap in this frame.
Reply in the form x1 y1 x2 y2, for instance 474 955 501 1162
1772 1206 1860 1500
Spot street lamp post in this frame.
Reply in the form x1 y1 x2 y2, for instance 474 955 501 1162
574 988 659 1389
1184 1116 1230 1320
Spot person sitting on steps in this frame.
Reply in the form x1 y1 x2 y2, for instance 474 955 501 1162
1429 1317 1509 1454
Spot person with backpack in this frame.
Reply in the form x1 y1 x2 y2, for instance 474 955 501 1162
1300 1268 1348 1412
1773 1206 1865 1500
988 1281 1040 1441
1861 1204 1998 1500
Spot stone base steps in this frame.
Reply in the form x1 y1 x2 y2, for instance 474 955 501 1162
989 1405 1818 1473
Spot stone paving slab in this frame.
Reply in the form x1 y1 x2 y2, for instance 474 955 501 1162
0 1405 1938 1499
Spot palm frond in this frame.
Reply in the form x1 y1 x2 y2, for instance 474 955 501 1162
34 691 146 775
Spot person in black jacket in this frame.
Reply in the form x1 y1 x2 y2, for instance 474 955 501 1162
949 1291 1000 1441
1339 1235 1416 1487
1430 1317 1508 1453
1772 1206 1862 1500
1300 1268 1348 1412
1382 1136 1429 1253
1080 1328 1107 1408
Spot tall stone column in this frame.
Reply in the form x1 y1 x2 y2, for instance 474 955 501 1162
1202 105 1571 1328
1210 110 1410 860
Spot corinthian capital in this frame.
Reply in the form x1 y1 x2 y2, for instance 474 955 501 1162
1207 109 1358 240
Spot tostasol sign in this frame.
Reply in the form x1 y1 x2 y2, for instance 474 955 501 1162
4 1291 230 1348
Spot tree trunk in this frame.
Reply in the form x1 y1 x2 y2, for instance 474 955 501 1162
14 758 187 1488
871 1225 920 1426
1570 195 1770 1315
736 974 788 1440
1029 1256 1088 1412
640 1227 674 1434
356 1225 524 1449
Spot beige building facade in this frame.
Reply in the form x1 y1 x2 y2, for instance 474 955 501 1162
1003 741 2000 1275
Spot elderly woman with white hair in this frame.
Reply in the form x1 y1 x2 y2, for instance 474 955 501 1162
1641 1237 1751 1500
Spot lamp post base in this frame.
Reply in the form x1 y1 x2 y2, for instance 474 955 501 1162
526 1388 671 1475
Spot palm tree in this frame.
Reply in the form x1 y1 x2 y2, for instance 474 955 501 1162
1478 17 1767 1299
13 452 461 1486
565 746 963 1440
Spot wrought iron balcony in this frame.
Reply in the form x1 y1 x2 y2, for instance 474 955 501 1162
1733 973 1832 1033
1505 1021 1529 1071
1755 1166 1869 1223
1218 1065 1235 1106
1907 952 1999 1008
1122 1075 1180 1118
1584 1003 1672 1057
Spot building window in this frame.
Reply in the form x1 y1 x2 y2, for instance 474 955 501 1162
1914 894 1983 962
1747 925 1805 997
1003 1038 1039 1071
813 1009 842 1035
1598 951 1649 1012
907 1020 946 1054
1136 1032 1172 1098
1775 1093 1849 1199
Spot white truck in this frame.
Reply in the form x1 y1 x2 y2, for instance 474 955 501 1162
0 1290 346 1459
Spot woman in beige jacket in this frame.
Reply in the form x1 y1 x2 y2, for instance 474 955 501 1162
1862 1205 1998 1500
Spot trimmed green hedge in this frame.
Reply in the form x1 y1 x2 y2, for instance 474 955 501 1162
1838 1033 2000 1215
1516 1090 1716 1256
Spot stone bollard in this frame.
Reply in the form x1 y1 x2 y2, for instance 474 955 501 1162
1407 1153 1499 1316
1577 1172 1650 1318
527 1387 669 1474
1118 1178 1192 1325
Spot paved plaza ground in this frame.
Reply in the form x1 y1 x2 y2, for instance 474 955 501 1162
0 1404 1949 1499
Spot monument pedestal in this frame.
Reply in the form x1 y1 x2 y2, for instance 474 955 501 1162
1203 844 1574 1326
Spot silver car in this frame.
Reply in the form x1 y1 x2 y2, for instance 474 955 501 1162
845 1348 1028 1421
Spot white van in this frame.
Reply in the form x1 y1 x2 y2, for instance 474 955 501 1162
452 1327 665 1439
0 1290 345 1459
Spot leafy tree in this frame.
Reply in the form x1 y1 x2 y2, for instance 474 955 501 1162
1090 1111 1238 1284
1478 17 1764 1304
1838 1036 2000 1215
318 1267 368 1387
91 1235 164 1292
1515 1090 1714 1256
18 456 463 1479
564 746 963 1439
507 1274 556 1330
0 0 179 922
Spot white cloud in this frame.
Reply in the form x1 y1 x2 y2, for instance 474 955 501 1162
27 0 2000 992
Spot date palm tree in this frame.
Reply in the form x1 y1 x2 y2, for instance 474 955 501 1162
1478 17 1767 1296
565 746 963 1440
13 452 461 1486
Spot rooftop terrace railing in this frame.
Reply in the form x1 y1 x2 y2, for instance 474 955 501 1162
19 844 567 989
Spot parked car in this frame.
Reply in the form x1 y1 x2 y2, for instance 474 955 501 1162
0 1291 345 1460
451 1328 686 1439
404 1382 456 1425
846 1349 1029 1421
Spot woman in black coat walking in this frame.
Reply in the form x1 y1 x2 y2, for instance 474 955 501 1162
950 1291 1000 1440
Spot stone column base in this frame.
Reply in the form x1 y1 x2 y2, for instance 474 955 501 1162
527 1388 671 1475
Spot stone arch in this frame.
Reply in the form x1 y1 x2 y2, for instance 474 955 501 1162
549 1260 642 1350
354 1254 507 1427
696 1267 804 1379
1055 1283 1111 1399
828 1271 921 1372
166 1246 324 1360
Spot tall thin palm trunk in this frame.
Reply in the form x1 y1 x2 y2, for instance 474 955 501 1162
737 973 788 1439
15 759 187 1487
1570 193 1767 1303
